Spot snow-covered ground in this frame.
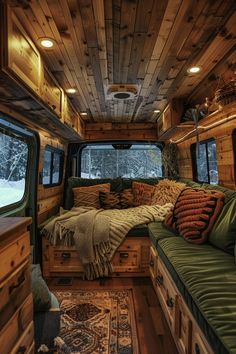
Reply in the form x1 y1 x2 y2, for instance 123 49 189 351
0 179 25 207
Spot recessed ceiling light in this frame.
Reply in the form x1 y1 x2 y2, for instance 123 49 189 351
187 66 201 74
80 112 87 116
154 109 161 113
39 38 55 48
66 88 77 94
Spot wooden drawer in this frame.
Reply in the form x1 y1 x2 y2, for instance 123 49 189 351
26 342 35 354
10 321 34 354
112 239 141 272
176 297 192 354
0 294 33 354
149 245 157 280
0 232 30 281
50 247 84 273
155 259 177 332
0 260 31 330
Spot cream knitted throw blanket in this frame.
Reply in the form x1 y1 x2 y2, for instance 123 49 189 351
42 204 173 279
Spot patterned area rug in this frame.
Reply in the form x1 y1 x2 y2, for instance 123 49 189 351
53 289 139 354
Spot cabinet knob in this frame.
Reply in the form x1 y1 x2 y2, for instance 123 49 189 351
120 252 129 258
166 297 174 308
61 252 71 259
149 260 154 267
16 346 26 354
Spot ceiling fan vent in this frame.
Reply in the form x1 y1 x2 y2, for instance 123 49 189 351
106 85 139 100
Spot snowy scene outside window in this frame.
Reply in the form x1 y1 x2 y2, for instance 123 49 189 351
43 146 63 186
81 144 162 179
0 131 28 208
195 140 218 184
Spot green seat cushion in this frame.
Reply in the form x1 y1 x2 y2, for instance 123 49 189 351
148 222 177 247
64 177 123 209
31 264 51 312
158 237 236 354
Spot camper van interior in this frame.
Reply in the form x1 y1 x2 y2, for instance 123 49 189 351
0 0 236 353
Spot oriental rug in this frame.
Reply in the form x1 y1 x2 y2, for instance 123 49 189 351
53 289 139 354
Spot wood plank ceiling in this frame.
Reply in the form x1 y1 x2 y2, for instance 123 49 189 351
10 0 236 123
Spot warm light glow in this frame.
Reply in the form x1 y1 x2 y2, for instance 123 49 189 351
187 66 201 74
40 38 54 48
80 112 88 116
154 109 161 113
66 88 77 94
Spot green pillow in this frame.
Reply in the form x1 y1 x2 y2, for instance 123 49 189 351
208 198 236 255
31 264 51 312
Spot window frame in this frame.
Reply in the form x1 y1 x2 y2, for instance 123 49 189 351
191 138 218 184
77 141 163 179
42 145 64 187
0 119 31 212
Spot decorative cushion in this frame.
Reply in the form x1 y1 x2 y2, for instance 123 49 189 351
132 181 156 206
73 183 110 208
152 179 186 206
164 187 225 244
31 264 51 312
99 191 121 209
120 189 135 208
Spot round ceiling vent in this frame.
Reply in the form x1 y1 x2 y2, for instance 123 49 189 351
107 85 138 100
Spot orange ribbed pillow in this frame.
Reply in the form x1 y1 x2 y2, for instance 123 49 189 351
164 187 225 244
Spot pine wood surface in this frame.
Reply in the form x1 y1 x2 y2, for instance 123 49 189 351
47 276 179 354
3 0 235 125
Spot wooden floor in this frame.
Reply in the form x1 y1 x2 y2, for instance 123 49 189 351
48 277 179 354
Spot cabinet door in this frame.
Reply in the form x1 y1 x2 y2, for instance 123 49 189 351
112 238 141 272
50 246 84 273
176 297 192 354
41 68 63 117
155 259 177 332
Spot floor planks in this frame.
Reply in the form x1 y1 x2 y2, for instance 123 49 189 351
47 277 178 354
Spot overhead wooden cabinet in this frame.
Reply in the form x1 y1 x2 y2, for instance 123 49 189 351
158 99 184 140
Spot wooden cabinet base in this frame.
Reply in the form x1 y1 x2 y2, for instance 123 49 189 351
149 245 214 354
42 237 150 278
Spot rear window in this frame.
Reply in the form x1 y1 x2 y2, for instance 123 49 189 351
0 130 28 208
80 144 163 178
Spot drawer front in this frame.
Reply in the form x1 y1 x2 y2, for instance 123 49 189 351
176 297 192 354
10 321 34 354
0 294 33 354
112 250 140 272
26 342 34 354
51 248 84 272
0 260 31 330
149 245 157 279
0 232 30 281
155 259 177 332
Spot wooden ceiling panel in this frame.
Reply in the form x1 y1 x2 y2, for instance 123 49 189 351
9 0 236 123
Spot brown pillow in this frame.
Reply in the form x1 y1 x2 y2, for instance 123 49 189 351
73 183 110 208
152 179 186 206
132 182 155 206
120 189 134 209
164 187 225 244
99 191 121 209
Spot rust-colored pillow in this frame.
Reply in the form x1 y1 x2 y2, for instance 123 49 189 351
152 179 186 206
164 187 225 244
99 191 121 209
73 183 110 208
132 182 155 206
120 189 134 209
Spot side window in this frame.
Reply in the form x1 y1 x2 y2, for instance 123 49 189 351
191 139 218 184
43 146 64 186
0 129 29 208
